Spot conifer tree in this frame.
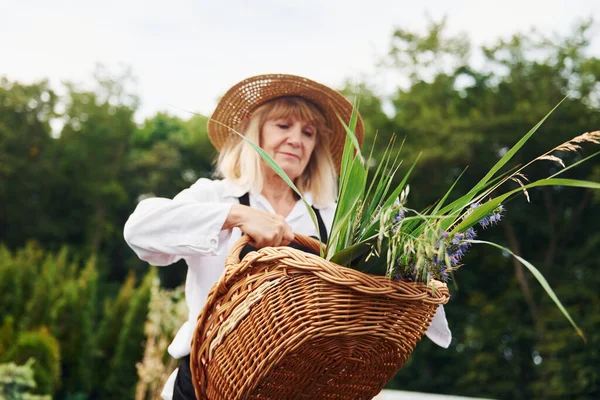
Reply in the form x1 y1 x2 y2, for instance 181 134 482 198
104 269 156 399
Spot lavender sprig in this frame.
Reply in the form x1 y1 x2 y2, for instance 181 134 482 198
391 202 505 283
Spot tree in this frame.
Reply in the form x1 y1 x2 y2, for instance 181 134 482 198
359 19 600 399
94 272 137 394
0 79 57 249
103 269 156 399
4 328 61 396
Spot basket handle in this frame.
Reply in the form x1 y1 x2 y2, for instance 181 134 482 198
228 232 326 263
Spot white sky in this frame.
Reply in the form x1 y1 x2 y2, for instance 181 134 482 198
1 0 599 122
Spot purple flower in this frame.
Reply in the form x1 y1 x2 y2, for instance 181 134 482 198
452 233 465 245
479 216 491 228
439 266 449 282
394 209 405 223
450 254 461 267
489 212 503 225
465 227 477 240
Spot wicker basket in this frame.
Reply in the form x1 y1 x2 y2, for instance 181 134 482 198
190 234 450 400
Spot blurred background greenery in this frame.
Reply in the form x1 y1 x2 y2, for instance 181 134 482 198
1 19 599 400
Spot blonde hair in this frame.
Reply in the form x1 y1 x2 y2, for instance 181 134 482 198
216 97 337 207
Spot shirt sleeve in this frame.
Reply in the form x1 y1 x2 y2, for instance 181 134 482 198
424 304 452 348
123 179 234 266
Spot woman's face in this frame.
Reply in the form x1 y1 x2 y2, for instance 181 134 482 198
260 116 317 181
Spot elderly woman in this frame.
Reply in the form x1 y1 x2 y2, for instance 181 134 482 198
124 74 451 400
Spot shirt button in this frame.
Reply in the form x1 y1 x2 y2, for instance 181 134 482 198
210 238 217 245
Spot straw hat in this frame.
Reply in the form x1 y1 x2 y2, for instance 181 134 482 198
207 74 364 170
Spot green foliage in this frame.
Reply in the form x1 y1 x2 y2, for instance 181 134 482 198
0 359 52 400
103 269 156 400
0 242 155 399
94 271 136 388
49 256 98 395
360 19 600 399
4 328 61 395
0 243 45 321
0 316 17 358
0 79 58 251
136 281 188 400
127 113 215 198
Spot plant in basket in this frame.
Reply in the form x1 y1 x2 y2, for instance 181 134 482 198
190 88 599 399
126 73 599 400
235 97 599 341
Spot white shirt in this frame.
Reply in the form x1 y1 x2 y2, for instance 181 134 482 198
123 178 451 399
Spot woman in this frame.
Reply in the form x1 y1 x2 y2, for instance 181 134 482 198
124 74 451 399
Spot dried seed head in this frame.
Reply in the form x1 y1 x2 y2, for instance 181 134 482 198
511 177 531 202
538 155 566 168
571 131 600 145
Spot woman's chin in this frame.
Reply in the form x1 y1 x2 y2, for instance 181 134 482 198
280 167 303 182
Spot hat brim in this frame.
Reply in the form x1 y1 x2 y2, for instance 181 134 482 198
207 74 364 172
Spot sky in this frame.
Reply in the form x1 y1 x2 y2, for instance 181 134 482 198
1 0 599 122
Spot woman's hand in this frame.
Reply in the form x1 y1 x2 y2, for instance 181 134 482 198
223 204 294 248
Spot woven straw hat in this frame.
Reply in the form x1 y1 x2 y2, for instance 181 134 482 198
207 74 364 170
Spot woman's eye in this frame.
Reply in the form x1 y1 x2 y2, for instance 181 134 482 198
277 124 289 129
303 130 314 137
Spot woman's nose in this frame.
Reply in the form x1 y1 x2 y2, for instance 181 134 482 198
286 124 303 145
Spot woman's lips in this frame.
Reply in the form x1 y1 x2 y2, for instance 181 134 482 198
279 152 300 160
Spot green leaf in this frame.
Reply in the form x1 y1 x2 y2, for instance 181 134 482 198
470 239 586 342
361 154 421 240
453 178 600 233
364 136 405 230
549 150 600 178
328 153 368 258
382 153 421 209
431 167 468 215
329 241 371 267
436 164 521 217
328 102 369 259
443 98 567 221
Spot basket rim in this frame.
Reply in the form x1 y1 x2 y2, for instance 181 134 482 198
223 233 450 302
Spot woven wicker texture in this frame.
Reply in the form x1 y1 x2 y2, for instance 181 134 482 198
207 74 365 171
191 234 450 400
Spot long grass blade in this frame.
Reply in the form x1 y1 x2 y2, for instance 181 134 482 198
431 167 468 215
453 178 600 233
444 98 567 219
549 150 600 178
470 239 585 342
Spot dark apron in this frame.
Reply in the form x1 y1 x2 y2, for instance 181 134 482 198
172 194 328 399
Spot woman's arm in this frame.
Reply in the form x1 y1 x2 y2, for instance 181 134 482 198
124 179 294 266
124 179 233 266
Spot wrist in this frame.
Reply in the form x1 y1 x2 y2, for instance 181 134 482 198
223 204 245 230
